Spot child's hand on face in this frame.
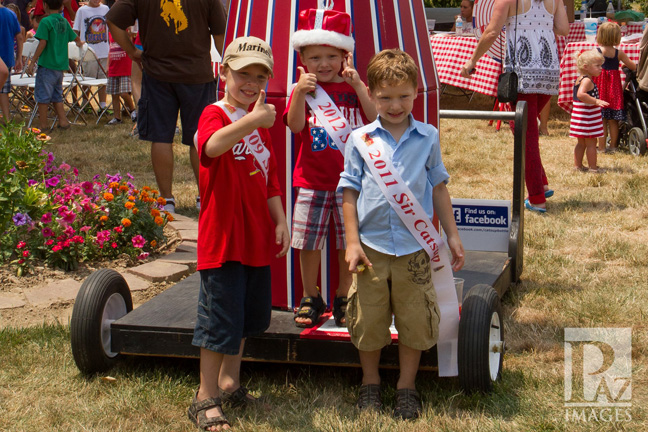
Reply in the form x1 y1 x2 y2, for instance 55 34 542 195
341 52 361 87
251 89 276 129
295 66 317 95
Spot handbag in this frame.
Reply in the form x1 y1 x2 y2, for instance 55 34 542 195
497 70 518 103
497 1 518 103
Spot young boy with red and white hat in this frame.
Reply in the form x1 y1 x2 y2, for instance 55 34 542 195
285 7 376 329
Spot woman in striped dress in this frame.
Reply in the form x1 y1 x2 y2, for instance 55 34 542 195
570 49 608 173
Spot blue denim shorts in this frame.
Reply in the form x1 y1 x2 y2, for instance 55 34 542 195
34 67 64 104
192 262 272 355
138 71 216 146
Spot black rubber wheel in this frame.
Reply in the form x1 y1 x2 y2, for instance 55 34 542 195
70 269 133 375
458 284 504 393
628 127 647 157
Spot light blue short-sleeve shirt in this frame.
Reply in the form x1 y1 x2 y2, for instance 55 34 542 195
338 115 449 256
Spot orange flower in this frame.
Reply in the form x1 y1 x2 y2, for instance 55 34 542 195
151 189 159 196
121 218 132 227
109 182 119 189
157 197 166 205
132 208 139 215
103 192 114 201
119 185 129 191
150 240 157 248
154 216 164 226
151 209 161 218
142 186 151 192
127 195 135 201
99 215 108 223
165 212 174 222
124 202 135 209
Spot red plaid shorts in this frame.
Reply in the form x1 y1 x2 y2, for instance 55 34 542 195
291 188 346 250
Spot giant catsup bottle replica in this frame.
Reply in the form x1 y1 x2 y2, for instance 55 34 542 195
221 0 440 309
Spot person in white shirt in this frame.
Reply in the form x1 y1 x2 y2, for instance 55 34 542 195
73 0 109 110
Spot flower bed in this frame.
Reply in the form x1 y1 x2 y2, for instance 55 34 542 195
1 124 173 276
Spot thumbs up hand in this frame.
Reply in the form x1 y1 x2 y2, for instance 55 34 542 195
295 66 318 96
251 89 276 129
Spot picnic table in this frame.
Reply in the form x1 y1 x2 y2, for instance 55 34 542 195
430 33 501 98
557 40 641 113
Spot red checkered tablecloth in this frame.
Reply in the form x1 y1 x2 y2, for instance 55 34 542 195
557 21 646 58
557 41 641 113
430 34 502 98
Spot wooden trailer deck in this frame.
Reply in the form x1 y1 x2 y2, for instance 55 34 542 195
111 249 512 368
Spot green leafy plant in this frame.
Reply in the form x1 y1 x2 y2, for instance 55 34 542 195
1 123 172 275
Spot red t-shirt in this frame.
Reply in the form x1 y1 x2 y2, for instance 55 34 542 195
108 33 132 77
196 104 282 270
283 81 368 191
34 0 78 26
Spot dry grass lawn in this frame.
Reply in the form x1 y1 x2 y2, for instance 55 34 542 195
0 91 646 431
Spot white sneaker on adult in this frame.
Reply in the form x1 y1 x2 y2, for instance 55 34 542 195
163 198 176 213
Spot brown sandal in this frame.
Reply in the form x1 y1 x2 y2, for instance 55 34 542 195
393 388 422 420
187 390 230 430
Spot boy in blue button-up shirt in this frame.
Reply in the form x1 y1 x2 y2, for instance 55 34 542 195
338 49 464 419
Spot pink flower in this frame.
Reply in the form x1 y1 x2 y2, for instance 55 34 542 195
42 227 54 237
131 235 146 249
137 252 150 260
80 226 91 233
111 242 118 248
72 186 82 195
45 239 54 246
41 213 53 224
73 167 79 177
59 163 70 171
61 211 76 224
81 181 94 195
52 245 62 252
64 225 76 236
16 241 26 249
96 230 111 242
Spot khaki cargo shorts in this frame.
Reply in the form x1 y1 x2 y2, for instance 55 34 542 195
346 244 440 351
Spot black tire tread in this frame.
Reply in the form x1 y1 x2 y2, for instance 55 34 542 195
458 284 503 393
70 269 132 375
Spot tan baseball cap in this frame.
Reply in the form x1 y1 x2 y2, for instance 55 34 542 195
222 36 274 77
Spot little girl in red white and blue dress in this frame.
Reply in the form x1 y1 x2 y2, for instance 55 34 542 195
593 22 636 153
569 49 609 173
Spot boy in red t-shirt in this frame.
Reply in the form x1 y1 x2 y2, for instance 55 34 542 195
188 36 289 430
105 32 135 125
285 8 376 328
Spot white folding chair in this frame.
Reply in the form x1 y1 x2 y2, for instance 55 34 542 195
9 39 39 121
76 45 108 123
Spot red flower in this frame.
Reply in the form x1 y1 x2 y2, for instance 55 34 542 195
22 250 30 258
16 241 26 249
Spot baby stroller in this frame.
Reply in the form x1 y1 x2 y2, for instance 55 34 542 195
619 68 648 156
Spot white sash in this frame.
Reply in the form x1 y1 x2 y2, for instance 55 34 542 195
354 131 460 377
304 84 354 154
194 101 271 184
